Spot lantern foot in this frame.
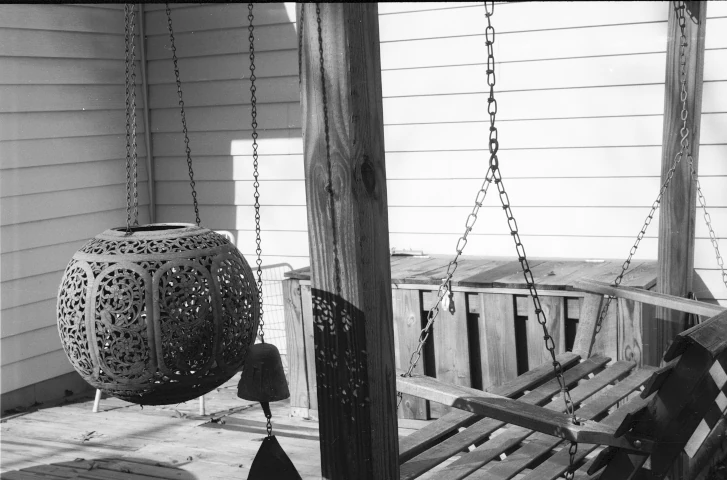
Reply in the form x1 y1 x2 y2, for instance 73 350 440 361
247 435 302 480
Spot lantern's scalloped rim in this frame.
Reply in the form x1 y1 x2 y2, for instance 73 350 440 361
97 223 211 240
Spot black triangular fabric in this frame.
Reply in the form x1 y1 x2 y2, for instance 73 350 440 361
248 435 302 480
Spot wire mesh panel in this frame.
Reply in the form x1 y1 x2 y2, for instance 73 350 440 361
259 263 293 356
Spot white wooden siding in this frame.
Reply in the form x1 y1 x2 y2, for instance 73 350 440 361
145 3 305 267
146 2 727 305
379 1 727 306
0 4 151 398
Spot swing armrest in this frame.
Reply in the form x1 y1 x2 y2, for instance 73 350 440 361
396 372 654 453
572 279 725 317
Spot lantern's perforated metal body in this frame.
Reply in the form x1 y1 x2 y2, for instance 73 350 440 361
56 224 260 405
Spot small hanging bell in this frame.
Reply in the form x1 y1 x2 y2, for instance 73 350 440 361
238 342 300 480
237 342 290 403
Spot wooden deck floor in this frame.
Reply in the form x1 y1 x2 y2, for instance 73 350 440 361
0 373 428 480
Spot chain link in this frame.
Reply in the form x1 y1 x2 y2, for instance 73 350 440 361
314 4 369 409
128 4 139 227
566 440 579 480
124 5 131 231
687 157 727 291
394 4 717 477
248 3 265 342
399 171 494 393
266 412 273 437
397 2 502 400
298 4 305 85
678 2 726 297
165 4 200 226
315 3 342 298
482 0 579 450
399 1 580 472
123 4 139 232
398 17 580 473
594 1 705 334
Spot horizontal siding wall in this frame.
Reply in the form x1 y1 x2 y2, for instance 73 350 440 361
146 3 727 304
145 2 304 269
0 4 151 404
379 1 727 306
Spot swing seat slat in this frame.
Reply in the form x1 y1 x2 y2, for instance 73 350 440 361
421 361 645 480
399 352 582 463
441 364 656 480
397 364 653 453
518 392 655 480
400 355 610 479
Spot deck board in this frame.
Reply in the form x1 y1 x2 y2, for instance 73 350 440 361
0 373 327 480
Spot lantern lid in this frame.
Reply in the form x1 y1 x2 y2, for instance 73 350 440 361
99 223 207 240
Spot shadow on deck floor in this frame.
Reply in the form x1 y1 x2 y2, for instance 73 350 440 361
0 373 324 480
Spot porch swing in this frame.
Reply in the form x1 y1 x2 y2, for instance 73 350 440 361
386 2 727 479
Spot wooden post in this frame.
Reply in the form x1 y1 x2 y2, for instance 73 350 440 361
283 278 312 418
299 4 399 479
654 1 707 366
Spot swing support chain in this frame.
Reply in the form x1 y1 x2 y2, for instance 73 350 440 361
481 3 580 477
399 2 582 476
689 161 727 290
398 169 495 388
394 2 724 478
595 0 725 334
397 7 498 391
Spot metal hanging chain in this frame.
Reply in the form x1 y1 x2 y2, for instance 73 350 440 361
315 3 343 299
398 4 501 397
476 5 580 477
124 4 131 230
246 3 274 438
687 158 727 291
124 4 140 232
165 4 201 226
400 172 494 382
314 4 366 408
678 4 727 294
248 3 266 345
129 4 139 227
298 4 305 85
594 1 706 334
398 15 578 471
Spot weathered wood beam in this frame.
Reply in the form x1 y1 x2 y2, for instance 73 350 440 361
655 1 707 365
298 3 398 478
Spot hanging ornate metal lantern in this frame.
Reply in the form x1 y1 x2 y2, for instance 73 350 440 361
57 224 259 405
56 5 259 405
